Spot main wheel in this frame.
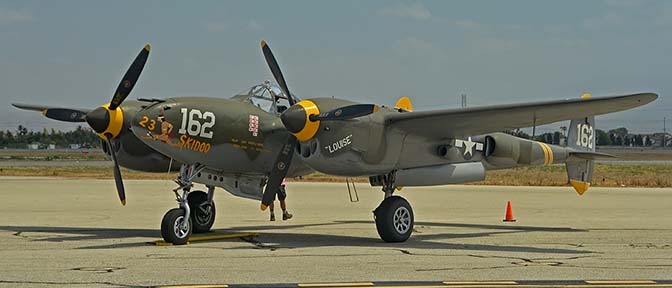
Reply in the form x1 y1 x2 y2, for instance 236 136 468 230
187 191 216 233
374 196 414 242
161 208 192 245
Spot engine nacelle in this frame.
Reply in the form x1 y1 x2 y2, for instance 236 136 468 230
394 162 486 186
101 131 181 172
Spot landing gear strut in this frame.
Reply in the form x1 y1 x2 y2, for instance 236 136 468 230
160 163 215 244
372 171 414 242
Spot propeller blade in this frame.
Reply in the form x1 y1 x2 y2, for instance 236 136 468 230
109 44 151 110
261 41 295 106
106 137 126 206
260 135 297 210
12 104 89 123
44 108 88 122
259 41 300 210
311 104 379 121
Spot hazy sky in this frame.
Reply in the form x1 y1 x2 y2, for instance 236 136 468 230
0 0 669 134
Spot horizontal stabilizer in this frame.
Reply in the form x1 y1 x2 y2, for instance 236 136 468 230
568 151 616 160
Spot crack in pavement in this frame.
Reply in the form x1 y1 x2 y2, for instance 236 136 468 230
70 266 126 273
416 265 516 271
629 243 672 249
0 279 135 287
239 235 283 251
415 254 596 271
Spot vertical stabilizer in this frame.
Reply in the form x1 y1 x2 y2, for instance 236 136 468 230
566 115 595 195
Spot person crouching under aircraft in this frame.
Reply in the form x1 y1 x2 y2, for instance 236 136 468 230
269 179 292 221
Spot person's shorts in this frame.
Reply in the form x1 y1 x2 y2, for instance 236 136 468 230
276 186 287 201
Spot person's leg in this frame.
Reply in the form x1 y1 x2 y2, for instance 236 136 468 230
280 200 292 220
269 202 275 221
278 185 292 220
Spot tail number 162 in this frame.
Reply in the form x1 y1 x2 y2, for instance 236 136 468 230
575 123 594 149
178 108 215 139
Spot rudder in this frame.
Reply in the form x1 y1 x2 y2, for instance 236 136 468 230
566 116 595 195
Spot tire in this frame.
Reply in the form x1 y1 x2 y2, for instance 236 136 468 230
374 196 414 242
161 208 192 245
187 191 216 233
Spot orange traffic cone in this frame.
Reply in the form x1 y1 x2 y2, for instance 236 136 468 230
503 201 516 222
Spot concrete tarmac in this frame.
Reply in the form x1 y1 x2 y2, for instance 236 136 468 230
1 177 671 287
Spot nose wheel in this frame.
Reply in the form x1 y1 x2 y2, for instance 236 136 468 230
161 208 192 245
374 196 414 242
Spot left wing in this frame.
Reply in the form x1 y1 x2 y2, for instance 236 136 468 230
385 93 656 139
12 103 90 122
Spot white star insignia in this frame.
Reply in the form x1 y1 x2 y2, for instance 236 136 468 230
463 137 476 156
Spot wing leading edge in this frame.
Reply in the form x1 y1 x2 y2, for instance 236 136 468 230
385 93 657 139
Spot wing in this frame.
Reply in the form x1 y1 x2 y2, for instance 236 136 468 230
385 93 656 139
12 103 90 122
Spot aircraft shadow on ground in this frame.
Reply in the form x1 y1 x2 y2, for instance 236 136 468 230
0 220 590 254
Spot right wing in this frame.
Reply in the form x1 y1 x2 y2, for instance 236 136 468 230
384 93 656 139
12 103 90 122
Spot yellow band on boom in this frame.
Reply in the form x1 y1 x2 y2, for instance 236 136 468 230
541 143 554 164
537 142 549 165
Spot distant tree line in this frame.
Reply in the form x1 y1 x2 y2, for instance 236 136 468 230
0 125 101 149
0 124 662 149
508 127 658 147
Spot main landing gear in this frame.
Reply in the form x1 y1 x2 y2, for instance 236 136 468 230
372 172 414 242
161 163 216 245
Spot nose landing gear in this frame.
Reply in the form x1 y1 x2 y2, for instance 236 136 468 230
160 163 216 245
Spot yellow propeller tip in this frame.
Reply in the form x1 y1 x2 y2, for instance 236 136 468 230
144 44 151 52
260 40 267 47
373 105 380 113
260 204 268 211
121 199 126 206
581 93 591 99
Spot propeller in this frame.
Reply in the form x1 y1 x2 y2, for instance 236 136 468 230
44 108 88 122
260 41 298 210
106 138 126 205
259 41 381 210
261 40 378 210
83 44 151 205
11 104 89 122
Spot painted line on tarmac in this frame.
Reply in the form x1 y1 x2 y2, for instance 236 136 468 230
158 285 228 288
298 282 374 287
585 280 657 284
156 280 672 288
150 232 259 246
443 282 518 285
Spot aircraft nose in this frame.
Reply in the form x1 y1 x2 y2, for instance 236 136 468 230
86 106 110 134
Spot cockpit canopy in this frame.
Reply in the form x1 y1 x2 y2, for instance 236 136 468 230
232 81 297 115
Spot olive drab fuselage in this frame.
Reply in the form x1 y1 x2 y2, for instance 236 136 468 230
120 83 633 185
129 94 312 178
